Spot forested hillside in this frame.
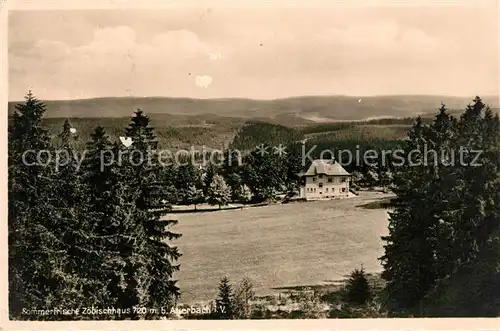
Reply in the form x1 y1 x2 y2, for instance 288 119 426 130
8 95 499 120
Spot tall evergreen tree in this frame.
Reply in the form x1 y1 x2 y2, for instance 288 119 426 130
380 117 441 314
381 98 500 316
425 104 458 279
444 97 500 270
8 91 73 318
81 127 145 315
122 109 182 316
50 119 104 310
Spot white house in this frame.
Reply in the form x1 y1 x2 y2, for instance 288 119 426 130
298 159 351 200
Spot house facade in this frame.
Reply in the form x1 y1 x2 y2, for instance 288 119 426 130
298 159 351 200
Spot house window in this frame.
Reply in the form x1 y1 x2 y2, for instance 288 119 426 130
319 183 323 188
312 177 316 182
332 188 335 192
314 188 316 192
328 178 333 183
325 188 328 192
319 174 323 179
342 188 347 193
341 177 346 182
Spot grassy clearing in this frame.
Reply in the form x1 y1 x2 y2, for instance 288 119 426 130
171 192 391 304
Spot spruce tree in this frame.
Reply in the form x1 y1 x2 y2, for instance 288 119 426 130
50 119 104 311
215 277 236 319
380 117 440 314
424 104 458 279
381 98 500 316
122 109 182 316
446 97 500 270
8 91 74 318
343 267 371 305
81 127 146 316
422 98 500 316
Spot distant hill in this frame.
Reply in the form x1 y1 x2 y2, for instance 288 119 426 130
8 95 499 123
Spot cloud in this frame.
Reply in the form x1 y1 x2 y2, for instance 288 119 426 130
8 6 498 100
9 25 221 99
195 75 213 88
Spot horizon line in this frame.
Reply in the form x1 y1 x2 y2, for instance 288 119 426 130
8 93 500 103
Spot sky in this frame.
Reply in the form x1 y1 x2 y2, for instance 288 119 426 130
7 2 499 101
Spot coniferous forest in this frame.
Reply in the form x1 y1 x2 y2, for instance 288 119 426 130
8 91 500 319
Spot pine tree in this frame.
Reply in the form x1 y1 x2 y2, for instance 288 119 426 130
425 104 458 279
380 117 440 314
121 109 182 316
215 277 236 319
343 267 371 305
207 174 231 209
50 119 104 311
421 98 500 316
8 91 74 318
81 127 145 316
381 98 500 316
444 97 500 270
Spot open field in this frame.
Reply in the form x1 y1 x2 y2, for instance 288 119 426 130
172 191 393 304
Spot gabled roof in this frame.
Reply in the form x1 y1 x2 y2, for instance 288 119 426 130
299 159 351 177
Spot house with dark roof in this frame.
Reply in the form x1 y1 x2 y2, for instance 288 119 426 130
298 159 351 200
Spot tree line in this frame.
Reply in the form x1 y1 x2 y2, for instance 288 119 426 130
9 92 181 320
380 97 500 316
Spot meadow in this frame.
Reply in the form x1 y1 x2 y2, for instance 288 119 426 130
172 191 392 304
